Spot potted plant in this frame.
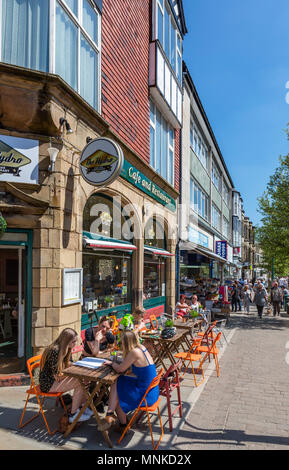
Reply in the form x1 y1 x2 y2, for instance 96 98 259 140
0 213 7 238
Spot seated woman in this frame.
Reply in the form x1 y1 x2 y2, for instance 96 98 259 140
176 294 190 318
133 307 147 334
82 316 115 358
99 330 159 432
39 328 93 423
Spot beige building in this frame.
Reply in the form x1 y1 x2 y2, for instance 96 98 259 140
0 64 178 373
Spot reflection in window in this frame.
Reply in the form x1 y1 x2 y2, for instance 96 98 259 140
83 253 131 313
144 257 165 300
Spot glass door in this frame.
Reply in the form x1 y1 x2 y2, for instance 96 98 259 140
0 247 26 373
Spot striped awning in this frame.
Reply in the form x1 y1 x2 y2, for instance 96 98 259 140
144 246 174 257
83 231 137 252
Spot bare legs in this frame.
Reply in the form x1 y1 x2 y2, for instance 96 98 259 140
49 376 87 414
106 382 127 424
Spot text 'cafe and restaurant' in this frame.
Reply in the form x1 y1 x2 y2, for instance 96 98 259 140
0 73 178 374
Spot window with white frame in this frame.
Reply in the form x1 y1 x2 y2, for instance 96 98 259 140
190 121 209 171
211 161 222 192
1 0 101 111
190 179 209 221
223 216 230 239
155 0 182 82
150 100 174 185
223 181 230 207
212 204 221 232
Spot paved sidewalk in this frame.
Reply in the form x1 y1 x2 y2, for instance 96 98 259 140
2 311 289 451
173 309 289 450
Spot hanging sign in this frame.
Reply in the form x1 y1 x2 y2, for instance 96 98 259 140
80 137 124 186
0 135 39 184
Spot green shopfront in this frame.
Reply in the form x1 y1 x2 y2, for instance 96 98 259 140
80 160 177 330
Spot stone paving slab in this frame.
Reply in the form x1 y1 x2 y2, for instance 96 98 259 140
173 309 289 450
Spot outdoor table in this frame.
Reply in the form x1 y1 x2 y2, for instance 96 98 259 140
140 329 188 372
173 319 201 347
63 354 125 447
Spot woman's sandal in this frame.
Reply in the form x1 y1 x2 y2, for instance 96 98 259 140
98 413 117 432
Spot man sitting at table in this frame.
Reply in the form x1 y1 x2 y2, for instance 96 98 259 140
82 316 115 358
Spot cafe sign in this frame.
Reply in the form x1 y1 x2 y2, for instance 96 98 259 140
0 135 39 184
80 137 124 186
120 160 176 212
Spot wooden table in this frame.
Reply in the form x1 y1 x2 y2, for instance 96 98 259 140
140 329 188 372
63 359 120 447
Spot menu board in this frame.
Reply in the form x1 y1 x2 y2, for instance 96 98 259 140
62 268 83 306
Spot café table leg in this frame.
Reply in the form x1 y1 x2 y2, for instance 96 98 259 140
63 380 104 438
80 382 113 449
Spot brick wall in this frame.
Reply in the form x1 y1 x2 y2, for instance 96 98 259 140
102 0 150 164
174 129 180 192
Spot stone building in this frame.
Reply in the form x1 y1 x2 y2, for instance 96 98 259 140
0 0 186 373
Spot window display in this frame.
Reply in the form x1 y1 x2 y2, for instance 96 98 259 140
143 256 165 299
82 252 131 314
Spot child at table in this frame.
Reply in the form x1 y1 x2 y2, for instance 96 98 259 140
39 328 94 423
99 330 159 432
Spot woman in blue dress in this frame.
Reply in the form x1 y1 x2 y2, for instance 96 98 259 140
99 330 159 431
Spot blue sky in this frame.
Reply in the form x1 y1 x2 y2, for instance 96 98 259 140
182 0 289 226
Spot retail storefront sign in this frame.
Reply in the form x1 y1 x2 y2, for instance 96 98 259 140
120 160 176 212
216 240 228 260
0 135 39 184
80 137 124 186
188 226 209 249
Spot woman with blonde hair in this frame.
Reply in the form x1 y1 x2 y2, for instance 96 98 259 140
39 328 93 423
99 330 159 431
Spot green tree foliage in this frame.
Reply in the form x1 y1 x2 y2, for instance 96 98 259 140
257 128 289 276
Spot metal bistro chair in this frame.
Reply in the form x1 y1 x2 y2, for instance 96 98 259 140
19 355 67 435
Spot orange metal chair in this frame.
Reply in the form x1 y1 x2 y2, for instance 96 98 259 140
159 361 183 432
118 368 164 450
174 339 205 387
149 315 159 329
196 331 222 377
197 321 218 350
109 315 119 335
19 355 67 435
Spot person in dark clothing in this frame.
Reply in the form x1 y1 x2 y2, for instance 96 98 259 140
231 282 240 312
82 316 115 357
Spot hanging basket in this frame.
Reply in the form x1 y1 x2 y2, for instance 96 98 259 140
0 213 7 237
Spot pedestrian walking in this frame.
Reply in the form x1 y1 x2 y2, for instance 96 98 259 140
271 282 283 317
242 284 253 315
253 284 268 318
231 281 240 313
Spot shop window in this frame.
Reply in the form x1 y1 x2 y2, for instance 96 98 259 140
82 193 136 318
144 217 167 300
83 193 134 241
82 252 131 313
144 257 165 300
